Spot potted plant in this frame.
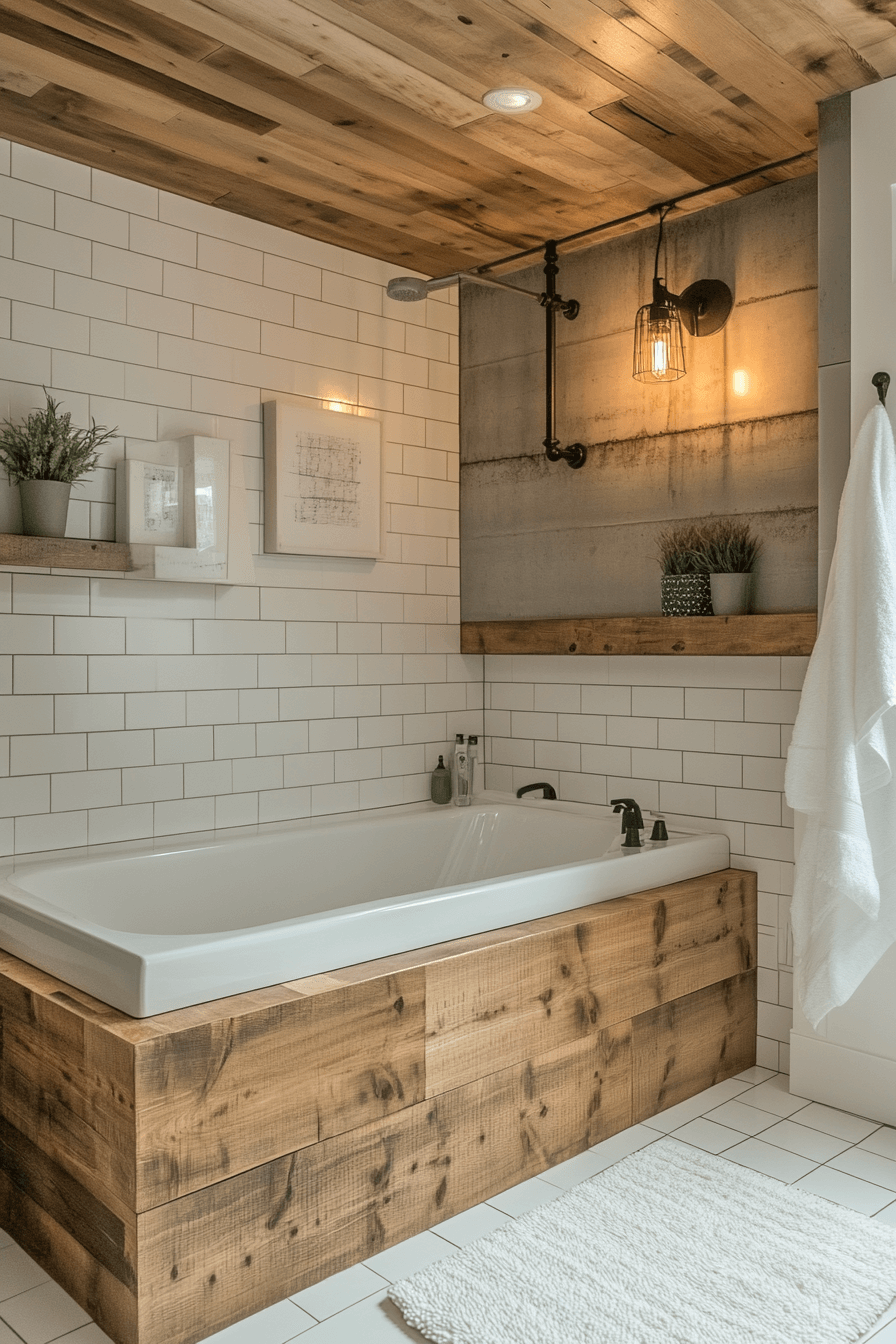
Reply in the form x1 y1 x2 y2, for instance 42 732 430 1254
701 518 760 615
0 391 117 538
656 523 713 615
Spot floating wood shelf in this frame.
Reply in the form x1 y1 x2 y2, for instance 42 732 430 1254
0 533 131 572
461 613 818 657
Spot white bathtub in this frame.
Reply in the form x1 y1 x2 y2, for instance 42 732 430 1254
0 794 729 1017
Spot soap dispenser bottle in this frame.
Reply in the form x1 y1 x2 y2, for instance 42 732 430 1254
431 755 451 805
467 735 478 798
453 733 471 807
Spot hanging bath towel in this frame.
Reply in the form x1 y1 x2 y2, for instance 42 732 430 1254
785 403 896 1027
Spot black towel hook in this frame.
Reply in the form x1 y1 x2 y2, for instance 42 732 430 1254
873 371 890 406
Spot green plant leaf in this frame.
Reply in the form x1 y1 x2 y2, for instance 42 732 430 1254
0 389 117 485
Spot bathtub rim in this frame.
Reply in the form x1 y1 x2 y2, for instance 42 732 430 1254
0 791 712 953
0 792 732 1016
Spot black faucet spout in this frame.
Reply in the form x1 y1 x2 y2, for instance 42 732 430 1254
610 797 644 830
517 782 558 800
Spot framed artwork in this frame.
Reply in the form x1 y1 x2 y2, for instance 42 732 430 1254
119 437 254 585
116 459 183 546
263 401 384 558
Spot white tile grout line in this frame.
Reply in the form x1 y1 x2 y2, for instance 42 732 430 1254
1 1072 895 1343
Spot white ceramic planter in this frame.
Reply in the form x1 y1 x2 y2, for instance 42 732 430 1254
19 480 72 537
710 572 752 615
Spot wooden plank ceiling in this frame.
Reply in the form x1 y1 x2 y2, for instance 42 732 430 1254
0 0 890 274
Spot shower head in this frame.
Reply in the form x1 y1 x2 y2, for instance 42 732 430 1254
386 270 544 304
386 276 431 302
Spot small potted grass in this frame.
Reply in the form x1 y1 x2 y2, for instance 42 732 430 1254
702 517 760 615
0 390 116 537
656 523 713 616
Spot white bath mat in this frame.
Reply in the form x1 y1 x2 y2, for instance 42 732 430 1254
389 1138 896 1344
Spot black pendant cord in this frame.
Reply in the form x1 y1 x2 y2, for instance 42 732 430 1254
652 206 668 298
541 242 586 469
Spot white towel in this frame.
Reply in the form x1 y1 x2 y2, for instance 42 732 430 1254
785 403 896 1027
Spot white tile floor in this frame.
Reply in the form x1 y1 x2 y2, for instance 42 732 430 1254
3 1068 896 1344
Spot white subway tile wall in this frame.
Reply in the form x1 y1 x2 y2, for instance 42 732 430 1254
0 142 800 1066
0 141 479 855
483 652 806 1073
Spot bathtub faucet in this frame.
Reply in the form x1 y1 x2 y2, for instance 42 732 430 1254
610 797 644 831
517 782 557 800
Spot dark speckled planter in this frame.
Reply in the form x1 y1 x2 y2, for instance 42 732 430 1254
661 573 713 616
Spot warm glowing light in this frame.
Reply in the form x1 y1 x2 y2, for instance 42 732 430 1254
325 400 351 413
633 302 685 382
732 370 749 397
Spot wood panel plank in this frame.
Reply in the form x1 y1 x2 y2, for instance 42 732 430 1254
0 1169 138 1344
137 1025 632 1344
0 61 48 96
202 47 594 210
22 80 536 256
590 99 763 185
332 0 627 113
26 0 227 62
711 0 881 96
0 89 478 271
135 971 425 1209
179 0 488 128
425 869 755 1095
631 970 757 1120
8 0 550 223
0 968 138 1213
0 532 131 571
460 613 818 656
300 63 702 207
592 0 825 131
0 10 280 132
481 0 810 155
0 1116 137 1290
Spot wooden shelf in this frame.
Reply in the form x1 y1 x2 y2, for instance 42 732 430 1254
0 533 131 572
461 613 818 657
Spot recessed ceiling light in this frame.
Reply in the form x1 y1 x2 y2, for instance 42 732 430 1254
482 87 542 114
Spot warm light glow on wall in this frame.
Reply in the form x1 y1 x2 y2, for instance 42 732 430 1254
732 370 749 397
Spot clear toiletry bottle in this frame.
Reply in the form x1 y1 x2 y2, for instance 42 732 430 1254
431 755 451 805
453 733 471 806
467 734 478 798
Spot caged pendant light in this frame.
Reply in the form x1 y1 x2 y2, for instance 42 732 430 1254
633 206 732 384
633 206 686 383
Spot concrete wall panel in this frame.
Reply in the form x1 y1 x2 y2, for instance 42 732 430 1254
461 176 819 620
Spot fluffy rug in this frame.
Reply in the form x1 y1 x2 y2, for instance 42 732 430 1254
389 1138 896 1344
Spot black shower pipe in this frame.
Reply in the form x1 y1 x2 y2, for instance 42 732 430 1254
541 240 586 469
470 150 817 277
438 150 816 470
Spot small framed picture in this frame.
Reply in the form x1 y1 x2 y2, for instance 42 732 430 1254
263 401 384 558
116 459 182 547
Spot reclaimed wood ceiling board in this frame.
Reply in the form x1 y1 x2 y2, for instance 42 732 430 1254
0 0 890 272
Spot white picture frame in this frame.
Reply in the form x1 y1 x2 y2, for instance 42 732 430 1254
116 459 183 547
263 401 384 559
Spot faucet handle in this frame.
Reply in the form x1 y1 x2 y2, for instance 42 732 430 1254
610 797 644 831
650 816 669 842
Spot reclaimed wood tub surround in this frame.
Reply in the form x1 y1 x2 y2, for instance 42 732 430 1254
0 867 757 1344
